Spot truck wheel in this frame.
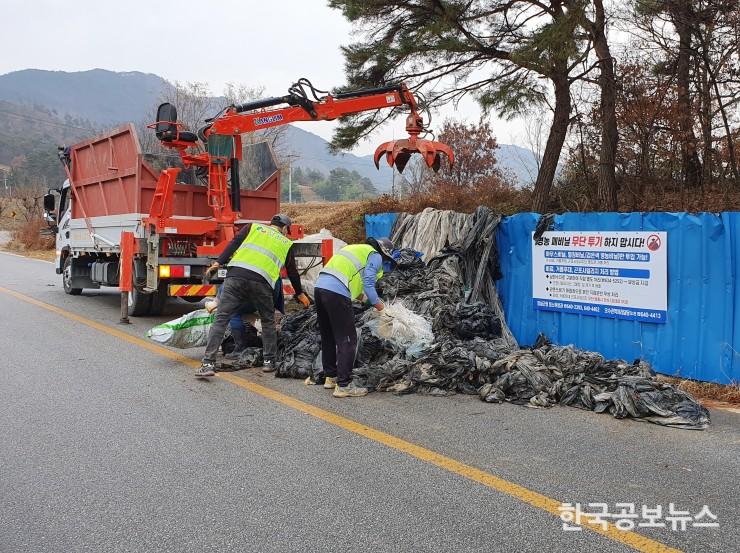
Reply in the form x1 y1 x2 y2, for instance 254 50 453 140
148 283 169 316
62 256 83 295
127 285 153 316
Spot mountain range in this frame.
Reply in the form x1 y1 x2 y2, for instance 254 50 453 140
0 69 540 190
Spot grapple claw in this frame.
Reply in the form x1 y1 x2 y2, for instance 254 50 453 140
431 152 441 172
373 137 454 173
374 141 392 169
372 107 454 173
394 152 412 173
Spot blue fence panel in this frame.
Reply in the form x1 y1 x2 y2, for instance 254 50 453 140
497 212 740 384
723 212 740 383
365 213 398 239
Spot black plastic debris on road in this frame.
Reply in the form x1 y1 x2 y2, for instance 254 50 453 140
274 206 710 430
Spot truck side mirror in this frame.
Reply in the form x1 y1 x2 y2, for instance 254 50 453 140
43 193 56 212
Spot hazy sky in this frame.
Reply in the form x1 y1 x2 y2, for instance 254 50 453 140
0 0 529 155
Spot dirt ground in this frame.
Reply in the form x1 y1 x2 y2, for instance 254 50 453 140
1 248 56 261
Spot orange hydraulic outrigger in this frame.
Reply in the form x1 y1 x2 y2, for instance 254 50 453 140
148 79 454 254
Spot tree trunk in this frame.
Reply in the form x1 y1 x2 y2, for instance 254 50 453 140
699 21 713 187
672 3 703 188
592 0 618 210
700 61 713 186
532 74 571 212
713 79 740 187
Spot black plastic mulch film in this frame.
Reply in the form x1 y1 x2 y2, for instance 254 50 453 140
273 207 709 430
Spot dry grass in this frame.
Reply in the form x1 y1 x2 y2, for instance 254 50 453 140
284 183 532 243
7 216 54 251
284 201 369 243
660 376 740 407
369 182 531 216
15 249 56 261
549 177 740 213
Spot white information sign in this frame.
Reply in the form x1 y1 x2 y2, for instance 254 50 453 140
532 231 667 323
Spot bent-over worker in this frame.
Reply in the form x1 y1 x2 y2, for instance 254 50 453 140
196 214 310 377
212 279 284 360
314 237 395 397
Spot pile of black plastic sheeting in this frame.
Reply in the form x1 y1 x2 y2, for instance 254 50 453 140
275 206 710 430
479 336 709 429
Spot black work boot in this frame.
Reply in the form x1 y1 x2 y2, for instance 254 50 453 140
225 328 248 360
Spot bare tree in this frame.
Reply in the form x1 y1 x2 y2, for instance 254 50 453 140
137 80 296 190
512 109 549 186
137 81 211 155
222 82 289 158
399 158 434 196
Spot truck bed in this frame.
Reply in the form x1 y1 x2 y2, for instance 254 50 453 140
68 124 280 250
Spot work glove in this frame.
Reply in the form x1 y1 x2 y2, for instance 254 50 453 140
374 302 385 312
296 292 311 309
205 261 220 278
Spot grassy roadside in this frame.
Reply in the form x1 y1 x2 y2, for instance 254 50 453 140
659 376 740 409
283 201 367 243
1 247 56 261
0 213 55 260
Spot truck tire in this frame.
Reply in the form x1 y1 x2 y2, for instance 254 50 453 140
62 256 83 296
148 283 169 316
128 285 153 316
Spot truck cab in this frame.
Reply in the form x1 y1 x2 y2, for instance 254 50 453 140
51 179 72 275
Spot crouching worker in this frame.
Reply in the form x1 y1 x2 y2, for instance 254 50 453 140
314 237 395 397
217 280 284 360
196 214 310 378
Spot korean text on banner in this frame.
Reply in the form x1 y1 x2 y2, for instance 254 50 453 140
531 231 668 323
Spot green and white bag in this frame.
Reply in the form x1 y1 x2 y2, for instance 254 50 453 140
146 309 216 349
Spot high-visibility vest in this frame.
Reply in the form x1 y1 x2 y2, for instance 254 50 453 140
320 244 383 300
228 223 293 286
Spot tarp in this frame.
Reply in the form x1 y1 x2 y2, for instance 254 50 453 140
365 212 398 240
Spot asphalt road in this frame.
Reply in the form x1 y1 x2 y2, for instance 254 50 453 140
0 251 738 553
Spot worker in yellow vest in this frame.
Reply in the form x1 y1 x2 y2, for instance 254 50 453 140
196 214 310 377
314 237 395 397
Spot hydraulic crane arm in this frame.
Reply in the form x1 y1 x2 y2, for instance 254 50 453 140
208 84 417 135
204 80 453 174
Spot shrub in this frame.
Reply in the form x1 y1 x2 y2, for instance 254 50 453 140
9 216 54 251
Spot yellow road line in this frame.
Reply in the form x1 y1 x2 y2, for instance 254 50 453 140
0 285 681 553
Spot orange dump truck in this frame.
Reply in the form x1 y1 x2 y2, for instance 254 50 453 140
42 123 304 316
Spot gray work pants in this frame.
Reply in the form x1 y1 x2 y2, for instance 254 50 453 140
202 277 275 363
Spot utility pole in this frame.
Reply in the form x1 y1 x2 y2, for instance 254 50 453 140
288 162 292 204
390 128 395 198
